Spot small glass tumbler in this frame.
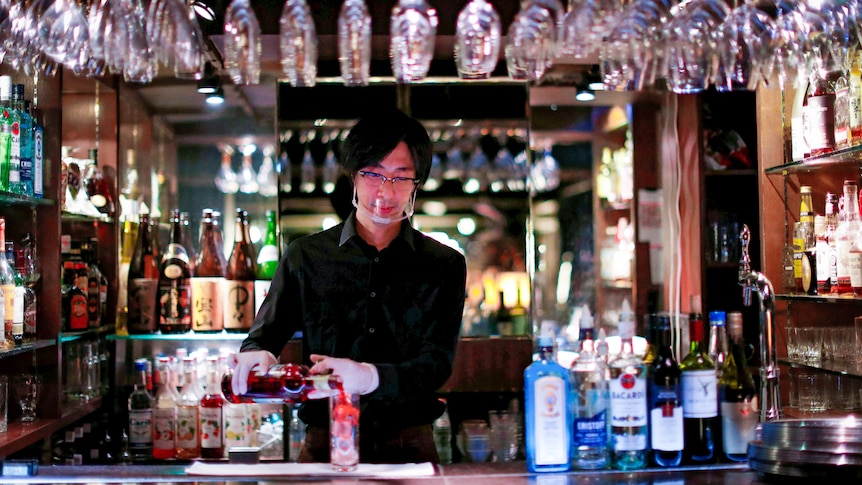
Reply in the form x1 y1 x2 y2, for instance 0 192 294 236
15 374 40 423
786 327 799 361
460 419 491 463
798 327 824 364
330 392 360 472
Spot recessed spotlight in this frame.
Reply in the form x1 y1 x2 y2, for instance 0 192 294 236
192 1 216 21
206 87 225 105
197 62 220 94
575 88 595 102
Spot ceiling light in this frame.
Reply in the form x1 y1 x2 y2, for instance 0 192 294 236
192 0 216 21
197 62 220 94
206 87 225 105
575 88 595 102
588 80 605 91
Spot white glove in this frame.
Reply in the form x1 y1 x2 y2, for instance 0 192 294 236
229 350 278 395
308 354 379 398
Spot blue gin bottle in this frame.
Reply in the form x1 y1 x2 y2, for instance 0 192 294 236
525 335 571 472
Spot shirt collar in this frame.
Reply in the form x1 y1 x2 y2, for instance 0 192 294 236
339 210 416 251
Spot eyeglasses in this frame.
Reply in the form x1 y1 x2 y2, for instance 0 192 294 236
357 171 420 191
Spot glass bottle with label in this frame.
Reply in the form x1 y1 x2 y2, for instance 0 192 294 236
223 209 257 333
570 335 609 469
84 149 115 216
192 209 224 333
835 69 851 149
680 311 719 464
14 248 36 341
176 357 201 459
608 299 647 470
524 335 571 472
152 359 177 460
0 218 15 343
199 356 225 459
158 209 192 334
83 240 102 328
806 71 836 157
837 180 859 295
720 312 759 462
255 210 279 315
12 84 32 196
128 214 159 334
5 242 22 345
649 313 683 467
128 359 154 461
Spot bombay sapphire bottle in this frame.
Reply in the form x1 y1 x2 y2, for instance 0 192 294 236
454 0 501 79
524 335 571 472
338 0 371 86
390 0 438 83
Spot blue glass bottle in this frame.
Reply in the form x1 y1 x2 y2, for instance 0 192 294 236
525 335 571 472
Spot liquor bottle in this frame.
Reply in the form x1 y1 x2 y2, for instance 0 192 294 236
158 209 192 334
707 311 729 377
153 359 178 460
0 218 15 343
128 359 155 461
176 357 201 459
825 193 840 293
91 238 108 319
212 211 225 262
30 99 43 198
835 69 851 149
255 210 279 315
84 149 115 216
222 363 342 404
680 311 719 464
495 290 513 335
117 217 139 334
570 336 609 469
432 399 452 464
837 180 859 294
524 335 571 472
83 241 102 328
607 299 648 470
192 209 225 333
1 76 21 194
289 406 306 462
199 356 225 459
62 257 88 332
510 286 528 335
128 214 159 334
0 76 11 192
13 85 33 196
180 212 195 275
816 214 831 295
15 248 36 341
799 186 817 294
223 208 257 333
5 242 23 346
806 71 836 157
720 312 759 462
648 313 683 467
851 60 862 145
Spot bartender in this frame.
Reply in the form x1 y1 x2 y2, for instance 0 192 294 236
231 107 467 464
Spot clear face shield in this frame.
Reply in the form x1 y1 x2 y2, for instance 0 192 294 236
352 184 418 225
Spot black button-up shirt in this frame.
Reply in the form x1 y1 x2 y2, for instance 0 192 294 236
241 211 467 431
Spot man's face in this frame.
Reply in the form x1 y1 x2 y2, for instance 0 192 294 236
353 141 418 225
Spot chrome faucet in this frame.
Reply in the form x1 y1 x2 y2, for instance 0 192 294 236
738 224 782 422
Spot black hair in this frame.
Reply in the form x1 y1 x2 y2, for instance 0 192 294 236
340 107 432 183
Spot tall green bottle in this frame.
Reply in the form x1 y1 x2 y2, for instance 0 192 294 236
255 210 279 315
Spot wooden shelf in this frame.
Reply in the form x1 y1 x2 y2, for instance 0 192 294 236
0 340 56 360
0 397 102 458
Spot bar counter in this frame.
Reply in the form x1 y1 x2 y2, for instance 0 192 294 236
0 462 787 484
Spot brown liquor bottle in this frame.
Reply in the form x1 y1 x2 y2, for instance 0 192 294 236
192 209 225 333
158 209 192 334
223 209 257 333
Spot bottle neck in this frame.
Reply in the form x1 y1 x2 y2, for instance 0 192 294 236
689 314 705 353
538 344 555 361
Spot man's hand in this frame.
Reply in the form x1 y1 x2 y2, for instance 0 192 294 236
308 354 379 398
228 350 278 395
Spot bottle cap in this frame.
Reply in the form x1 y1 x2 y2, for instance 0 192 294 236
801 185 812 194
709 310 727 326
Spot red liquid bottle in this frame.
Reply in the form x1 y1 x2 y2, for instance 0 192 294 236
222 363 343 404
199 356 225 459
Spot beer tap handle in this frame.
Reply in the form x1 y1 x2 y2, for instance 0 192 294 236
739 224 752 283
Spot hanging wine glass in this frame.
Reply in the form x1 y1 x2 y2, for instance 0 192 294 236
37 0 89 67
561 0 622 59
214 146 239 194
322 149 339 194
714 0 776 91
224 0 262 85
664 0 731 94
390 0 438 83
238 145 259 194
338 0 372 86
773 0 809 88
280 0 317 87
505 4 556 81
257 145 278 197
454 0 501 80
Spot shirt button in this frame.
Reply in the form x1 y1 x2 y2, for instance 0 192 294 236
373 257 379 263
369 328 375 334
370 291 377 298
